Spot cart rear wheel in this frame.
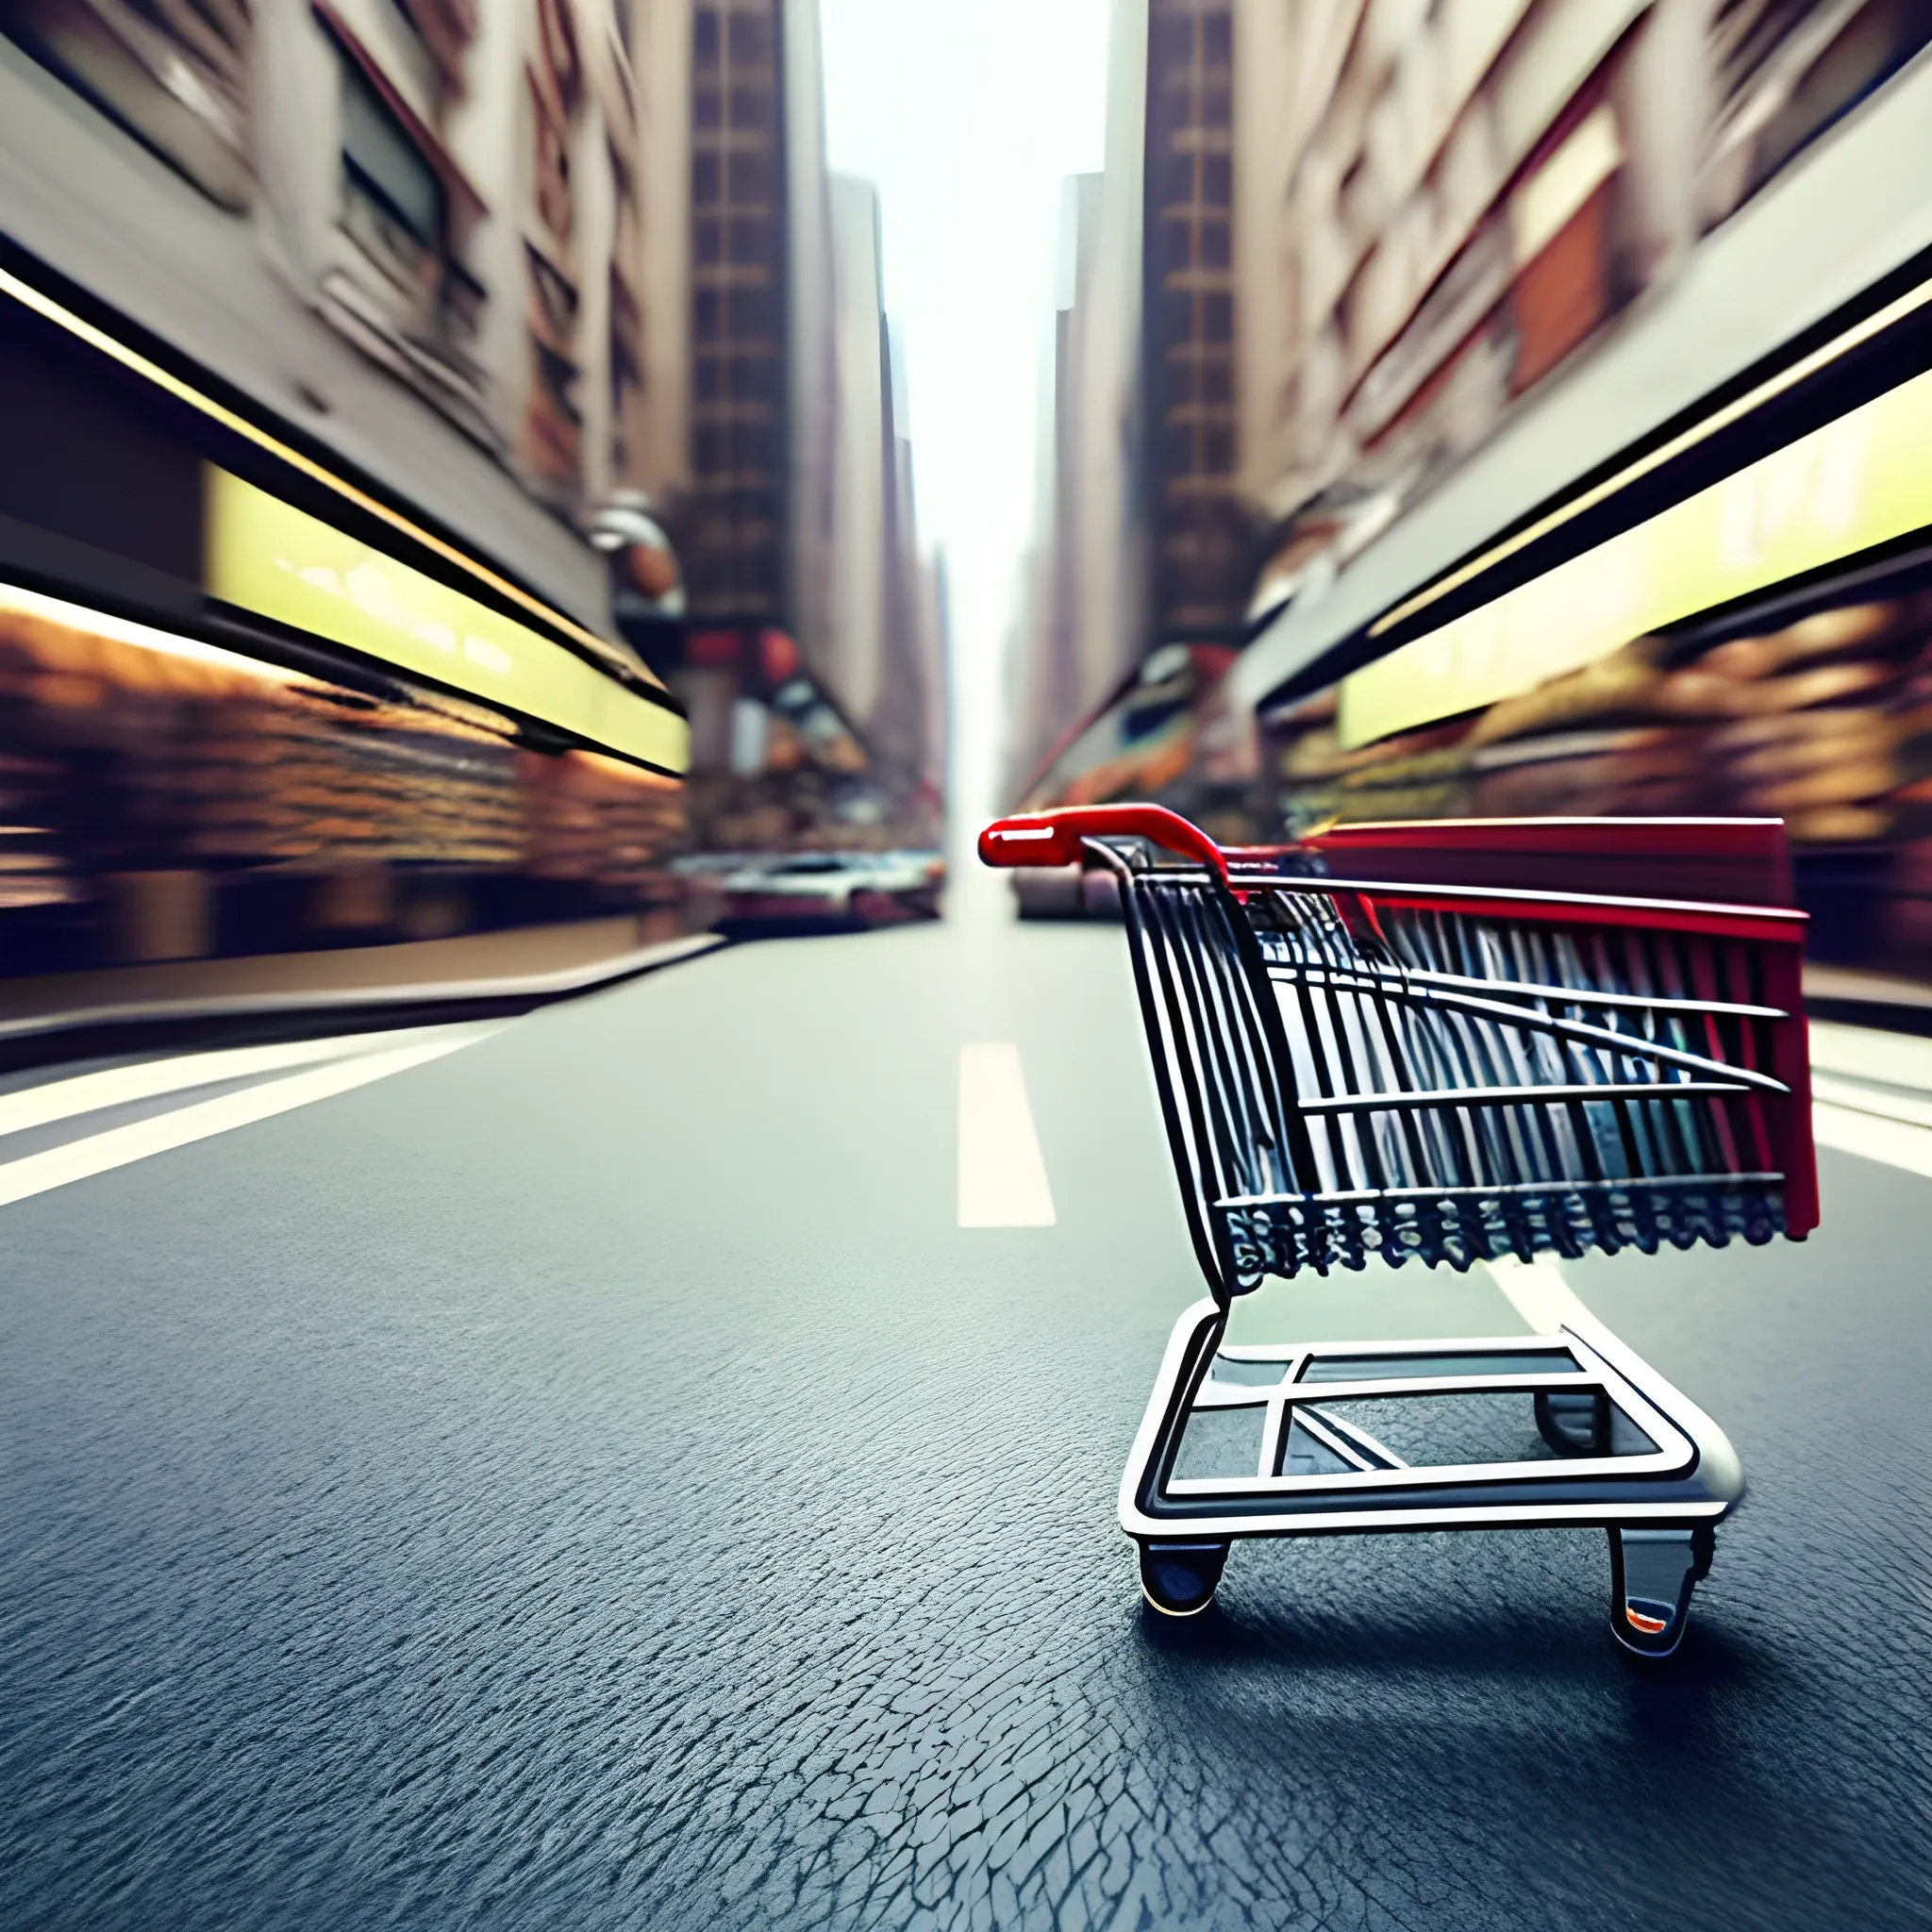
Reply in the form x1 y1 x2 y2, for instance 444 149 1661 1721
1139 1540 1229 1617
1536 1388 1609 1457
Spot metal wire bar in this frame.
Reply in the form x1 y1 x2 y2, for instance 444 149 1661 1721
1122 861 1796 1283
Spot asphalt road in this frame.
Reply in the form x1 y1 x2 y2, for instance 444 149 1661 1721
2 898 1928 1930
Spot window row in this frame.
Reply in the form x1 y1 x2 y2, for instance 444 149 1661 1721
691 152 774 207
1161 422 1237 478
1153 288 1233 345
1158 150 1231 213
692 7 774 68
694 352 782 403
691 84 778 133
1161 213 1230 271
1151 7 1231 70
694 215 777 268
693 287 780 340
693 423 781 476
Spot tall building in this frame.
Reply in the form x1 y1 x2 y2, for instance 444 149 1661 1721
871 318 944 801
1009 0 1932 991
1 0 714 647
583 0 941 844
0 0 943 887
682 0 790 630
825 176 891 733
1004 0 1151 795
1142 0 1246 643
1012 0 1932 801
1008 172 1106 798
0 0 697 984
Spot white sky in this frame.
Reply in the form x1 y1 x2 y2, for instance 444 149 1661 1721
818 0 1113 830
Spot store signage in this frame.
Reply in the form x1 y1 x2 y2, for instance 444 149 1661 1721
204 467 690 773
1338 365 1932 749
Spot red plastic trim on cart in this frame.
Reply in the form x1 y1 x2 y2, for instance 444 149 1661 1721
978 806 1228 878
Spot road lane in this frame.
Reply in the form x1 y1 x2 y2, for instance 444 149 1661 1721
1 912 1927 1930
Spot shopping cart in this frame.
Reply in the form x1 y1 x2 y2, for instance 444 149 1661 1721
979 804 1816 1656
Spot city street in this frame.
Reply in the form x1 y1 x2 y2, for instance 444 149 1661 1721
3 893 1928 1931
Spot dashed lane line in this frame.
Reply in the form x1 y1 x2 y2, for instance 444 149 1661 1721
957 1042 1056 1228
1483 1252 1603 1338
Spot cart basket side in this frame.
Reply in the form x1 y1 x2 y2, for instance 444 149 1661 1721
982 808 1817 1292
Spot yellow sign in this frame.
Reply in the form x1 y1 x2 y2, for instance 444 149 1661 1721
1338 366 1932 749
204 468 689 773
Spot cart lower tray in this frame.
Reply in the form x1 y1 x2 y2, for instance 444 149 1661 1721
1122 1295 1740 1655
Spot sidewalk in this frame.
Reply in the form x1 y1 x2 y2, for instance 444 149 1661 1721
1803 961 1932 1026
0 917 721 1059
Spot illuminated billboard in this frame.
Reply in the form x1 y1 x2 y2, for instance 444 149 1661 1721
1339 368 1932 751
205 469 690 775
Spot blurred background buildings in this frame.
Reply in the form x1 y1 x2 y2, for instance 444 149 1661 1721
0 0 945 1019
1007 0 1932 979
12 0 1932 1006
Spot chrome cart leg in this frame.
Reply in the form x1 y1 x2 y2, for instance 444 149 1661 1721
1139 1540 1229 1618
1607 1525 1714 1657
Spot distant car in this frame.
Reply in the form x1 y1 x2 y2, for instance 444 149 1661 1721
719 851 942 929
668 852 752 878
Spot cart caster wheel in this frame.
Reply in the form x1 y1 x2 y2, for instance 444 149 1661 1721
1536 1388 1609 1456
1607 1526 1712 1657
1139 1540 1229 1617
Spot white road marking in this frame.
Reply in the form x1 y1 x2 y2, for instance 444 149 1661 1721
1483 1252 1600 1338
0 1026 489 1141
1809 1073 1932 1132
1811 1101 1932 1180
0 1031 489 1210
1808 1019 1932 1090
957 1042 1056 1227
1804 1020 1932 1177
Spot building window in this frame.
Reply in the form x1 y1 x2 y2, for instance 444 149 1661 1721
727 11 771 62
338 53 446 289
727 216 768 264
725 286 774 337
726 153 772 203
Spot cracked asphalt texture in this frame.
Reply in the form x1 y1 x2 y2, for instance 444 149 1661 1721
3 904 1928 1930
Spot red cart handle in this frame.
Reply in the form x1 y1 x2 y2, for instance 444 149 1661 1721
978 806 1227 878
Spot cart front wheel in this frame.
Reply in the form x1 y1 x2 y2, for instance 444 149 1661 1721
1139 1540 1229 1617
1607 1525 1713 1658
